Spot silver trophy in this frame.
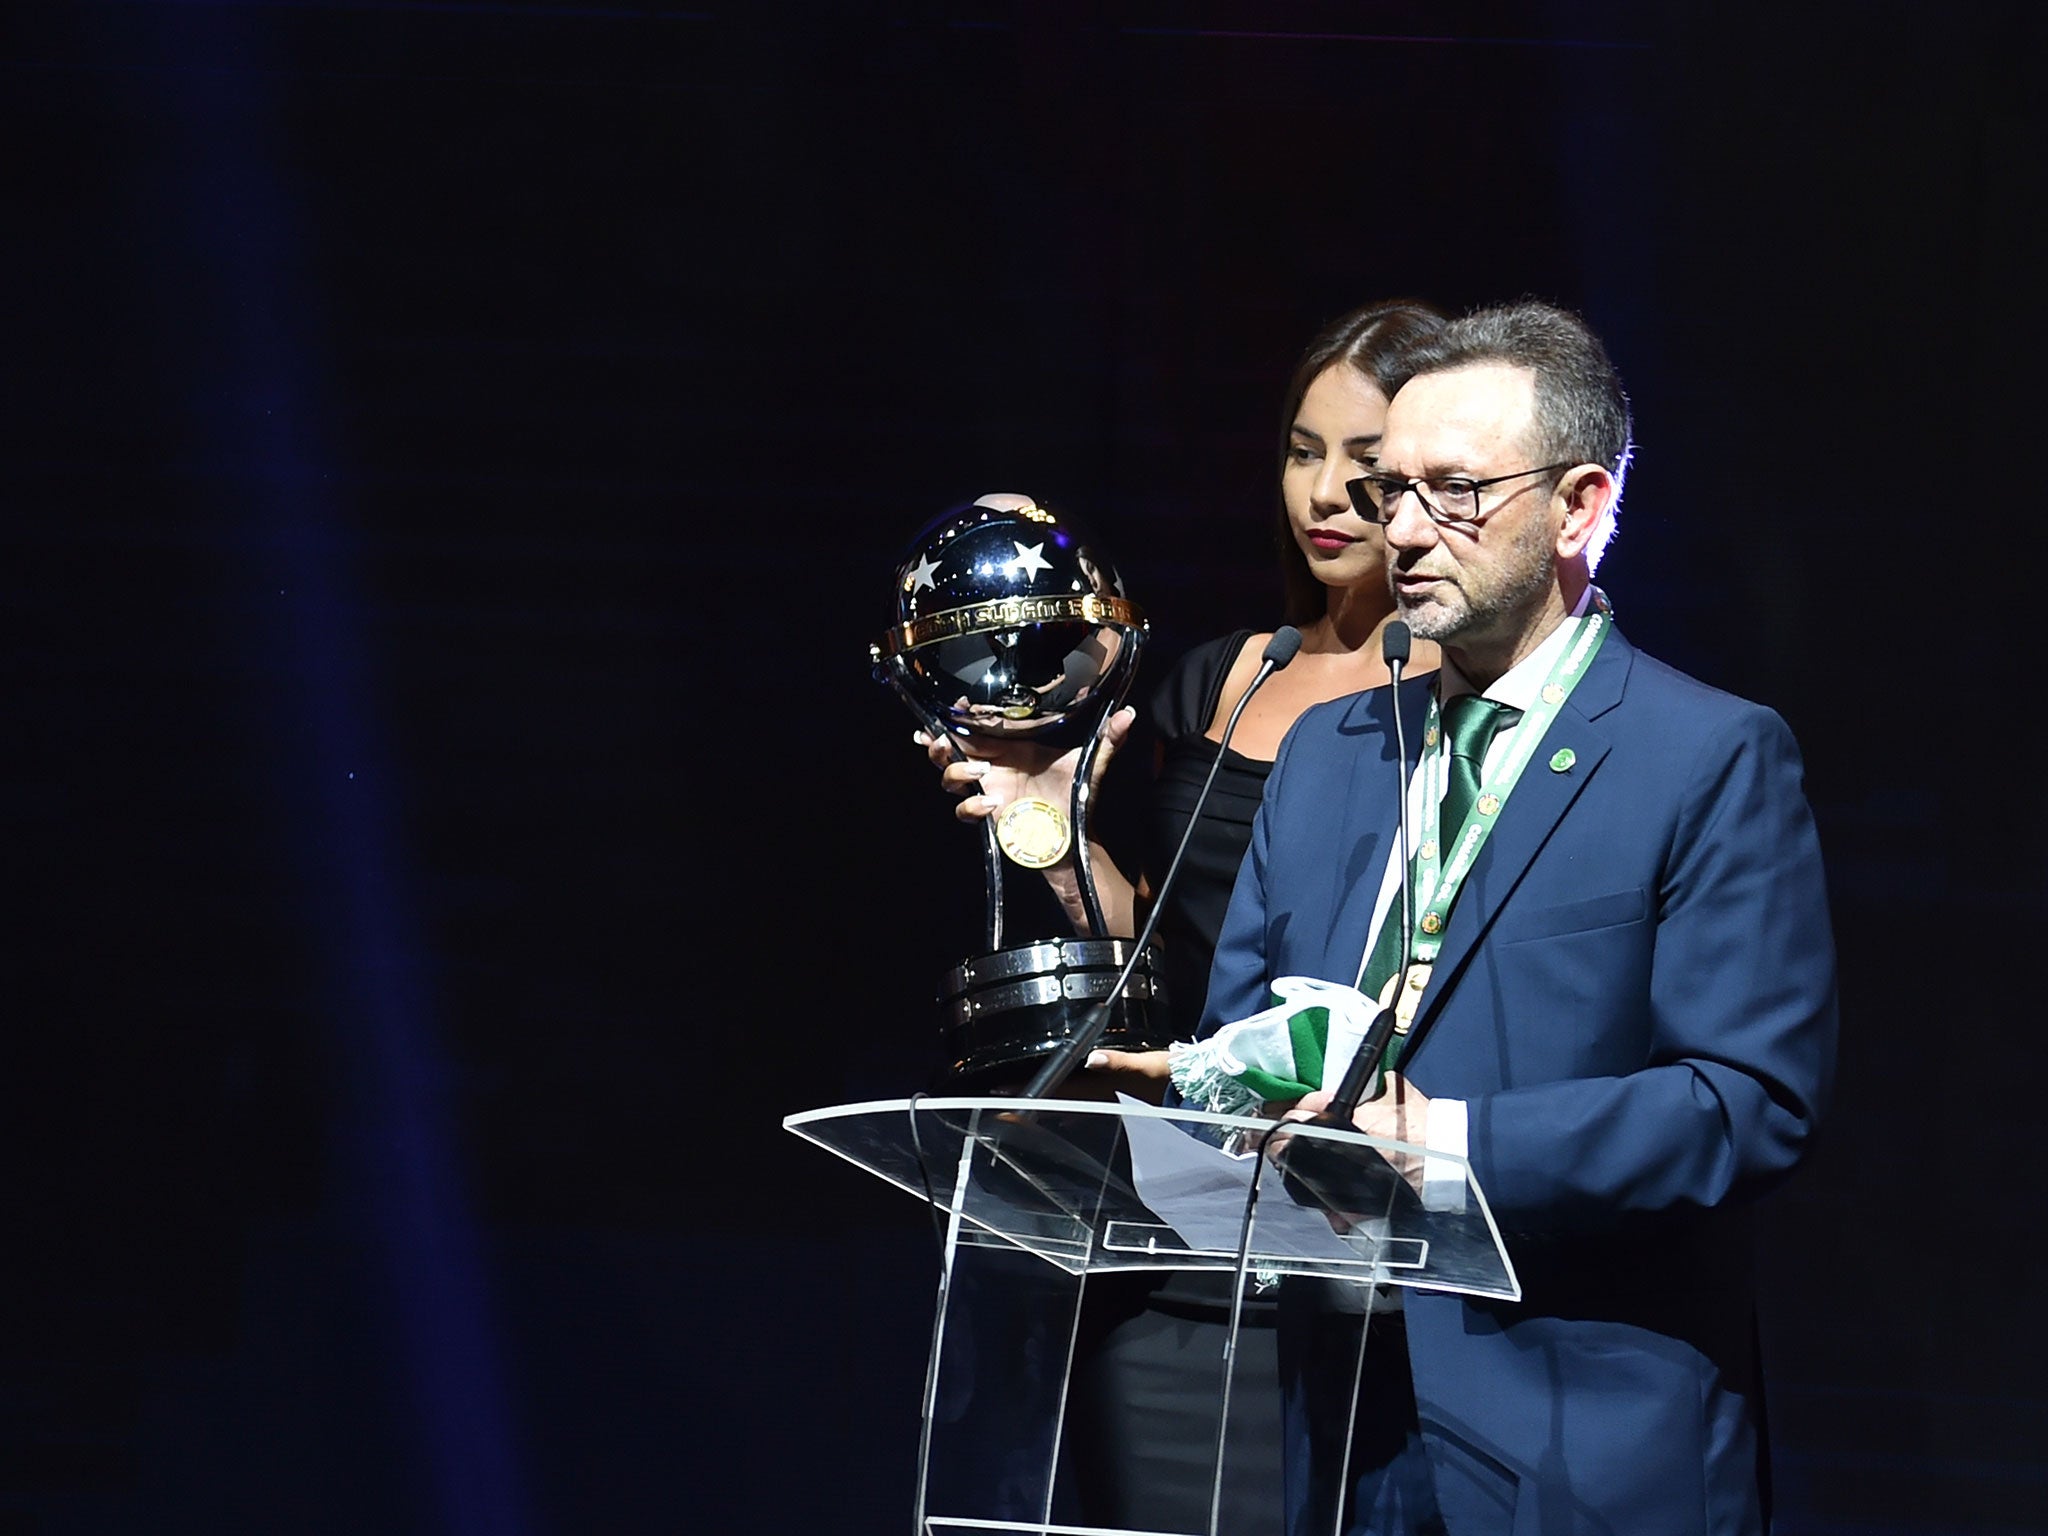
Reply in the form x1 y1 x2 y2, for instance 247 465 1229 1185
871 492 1170 1089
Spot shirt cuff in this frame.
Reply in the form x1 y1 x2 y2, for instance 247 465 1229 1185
1422 1096 1469 1211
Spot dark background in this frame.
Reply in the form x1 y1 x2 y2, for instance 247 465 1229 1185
6 2 2045 1532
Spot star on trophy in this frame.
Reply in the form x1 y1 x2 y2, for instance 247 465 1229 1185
871 492 1170 1089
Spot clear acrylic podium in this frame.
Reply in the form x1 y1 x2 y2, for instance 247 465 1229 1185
784 1097 1519 1536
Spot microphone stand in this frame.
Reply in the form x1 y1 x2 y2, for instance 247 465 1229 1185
1278 622 1420 1211
1019 626 1305 1102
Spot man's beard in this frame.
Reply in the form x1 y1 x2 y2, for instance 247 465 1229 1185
1393 515 1556 648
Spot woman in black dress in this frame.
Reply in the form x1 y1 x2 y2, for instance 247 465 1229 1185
922 299 1444 1533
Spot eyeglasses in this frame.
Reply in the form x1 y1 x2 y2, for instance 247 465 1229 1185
1346 462 1575 529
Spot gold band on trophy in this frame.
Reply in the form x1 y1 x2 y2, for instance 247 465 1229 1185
994 796 1072 869
870 593 1145 662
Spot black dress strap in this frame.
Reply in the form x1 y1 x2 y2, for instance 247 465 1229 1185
1146 628 1256 741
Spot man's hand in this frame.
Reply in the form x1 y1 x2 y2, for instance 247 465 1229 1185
1290 1074 1431 1147
1281 1075 1433 1201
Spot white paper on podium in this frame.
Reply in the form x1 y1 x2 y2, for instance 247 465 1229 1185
1115 1095 1358 1263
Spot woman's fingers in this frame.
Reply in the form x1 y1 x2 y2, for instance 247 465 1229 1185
914 729 959 771
940 759 992 796
1082 1048 1172 1082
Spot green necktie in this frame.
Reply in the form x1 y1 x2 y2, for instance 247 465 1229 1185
1358 694 1519 1004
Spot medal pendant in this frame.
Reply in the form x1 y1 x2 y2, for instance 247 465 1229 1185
1376 971 1402 1011
1376 963 1432 1034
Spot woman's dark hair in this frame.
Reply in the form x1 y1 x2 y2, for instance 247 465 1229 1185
1274 299 1448 623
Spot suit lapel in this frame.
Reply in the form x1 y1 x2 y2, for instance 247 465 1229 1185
1395 633 1635 1065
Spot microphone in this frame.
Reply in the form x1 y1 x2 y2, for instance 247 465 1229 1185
1259 624 1306 670
1020 624 1304 1100
1323 619 1415 1122
1276 620 1419 1212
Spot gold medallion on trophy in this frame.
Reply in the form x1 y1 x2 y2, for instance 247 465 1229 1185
994 796 1072 869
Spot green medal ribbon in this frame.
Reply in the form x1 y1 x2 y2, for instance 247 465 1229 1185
1388 606 1612 974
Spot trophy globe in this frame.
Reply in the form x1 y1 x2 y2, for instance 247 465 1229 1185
871 493 1171 1090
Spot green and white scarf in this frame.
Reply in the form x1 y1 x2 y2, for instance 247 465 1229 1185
1168 976 1379 1117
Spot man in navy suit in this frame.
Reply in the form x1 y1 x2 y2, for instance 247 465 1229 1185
1204 301 1838 1535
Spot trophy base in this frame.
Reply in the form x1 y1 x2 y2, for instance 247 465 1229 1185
937 937 1171 1093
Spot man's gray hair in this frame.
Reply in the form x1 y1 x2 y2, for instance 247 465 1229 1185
1403 300 1634 568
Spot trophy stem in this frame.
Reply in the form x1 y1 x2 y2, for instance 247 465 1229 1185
878 656 1010 951
979 817 1005 951
1066 724 1105 937
1064 628 1143 936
